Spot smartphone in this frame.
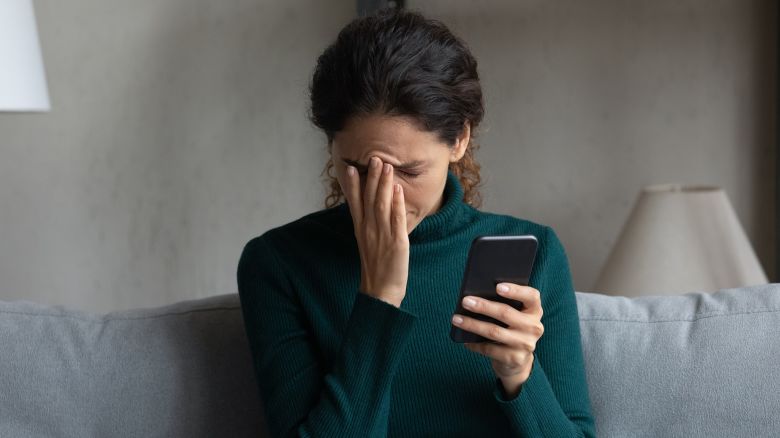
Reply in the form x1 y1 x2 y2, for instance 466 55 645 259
450 235 539 343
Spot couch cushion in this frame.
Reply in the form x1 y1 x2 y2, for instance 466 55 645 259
576 284 780 437
4 285 778 437
0 293 265 438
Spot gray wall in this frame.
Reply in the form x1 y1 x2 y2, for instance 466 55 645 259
0 0 351 312
0 0 774 312
409 0 776 294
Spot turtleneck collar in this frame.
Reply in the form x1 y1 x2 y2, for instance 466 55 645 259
334 169 476 244
407 169 474 243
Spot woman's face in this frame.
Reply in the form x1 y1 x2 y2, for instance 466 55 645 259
331 113 469 235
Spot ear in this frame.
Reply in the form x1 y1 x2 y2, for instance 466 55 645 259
449 121 471 163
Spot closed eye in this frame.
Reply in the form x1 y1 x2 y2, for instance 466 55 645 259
356 169 420 178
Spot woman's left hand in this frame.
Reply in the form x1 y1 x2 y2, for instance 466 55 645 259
451 282 544 398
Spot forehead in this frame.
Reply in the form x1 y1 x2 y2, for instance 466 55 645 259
332 114 448 163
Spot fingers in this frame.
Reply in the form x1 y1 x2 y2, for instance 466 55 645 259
452 312 513 345
362 156 382 227
454 313 542 348
375 162 394 233
496 283 543 317
463 343 534 379
459 295 528 328
452 288 545 346
341 165 363 226
391 183 407 239
464 342 532 370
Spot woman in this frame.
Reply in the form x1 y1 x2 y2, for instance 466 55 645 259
237 8 596 438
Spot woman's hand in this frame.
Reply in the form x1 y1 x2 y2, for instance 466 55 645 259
452 283 544 398
339 156 409 308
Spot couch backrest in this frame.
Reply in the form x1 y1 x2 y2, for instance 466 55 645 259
0 294 265 438
2 284 779 437
576 283 780 437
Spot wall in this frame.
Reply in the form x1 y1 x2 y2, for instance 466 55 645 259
0 0 353 312
408 0 776 292
0 0 774 312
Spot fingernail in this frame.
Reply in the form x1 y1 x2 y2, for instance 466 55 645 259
452 315 463 324
347 166 355 176
463 297 477 308
497 284 510 293
383 163 391 174
394 184 401 193
371 157 380 168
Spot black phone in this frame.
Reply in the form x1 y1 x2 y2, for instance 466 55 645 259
450 235 539 343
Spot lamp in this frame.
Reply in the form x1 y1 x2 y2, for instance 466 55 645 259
594 183 768 296
0 0 50 112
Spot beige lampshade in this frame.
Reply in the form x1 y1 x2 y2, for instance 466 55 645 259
594 183 768 297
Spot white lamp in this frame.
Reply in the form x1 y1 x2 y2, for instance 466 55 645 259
0 0 50 111
594 183 768 297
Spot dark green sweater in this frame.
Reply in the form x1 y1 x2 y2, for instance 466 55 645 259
237 170 596 437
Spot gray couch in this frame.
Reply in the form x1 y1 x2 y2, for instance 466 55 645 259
1 284 779 437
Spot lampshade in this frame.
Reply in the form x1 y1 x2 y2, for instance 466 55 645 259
0 0 50 112
594 183 768 297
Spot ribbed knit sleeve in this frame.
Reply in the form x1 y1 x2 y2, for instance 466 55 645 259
491 226 596 437
237 234 418 438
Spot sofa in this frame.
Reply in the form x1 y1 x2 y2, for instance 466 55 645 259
1 284 778 437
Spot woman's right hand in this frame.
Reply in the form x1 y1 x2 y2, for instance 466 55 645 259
340 156 409 308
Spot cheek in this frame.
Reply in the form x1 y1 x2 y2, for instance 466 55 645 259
396 181 428 212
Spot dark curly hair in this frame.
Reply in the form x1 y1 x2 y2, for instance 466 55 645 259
308 7 485 208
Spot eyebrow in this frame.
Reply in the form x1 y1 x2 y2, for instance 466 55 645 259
341 158 426 171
